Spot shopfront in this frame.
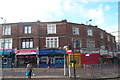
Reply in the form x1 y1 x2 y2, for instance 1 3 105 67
38 49 66 68
0 49 15 68
66 53 81 68
81 48 100 64
15 49 37 68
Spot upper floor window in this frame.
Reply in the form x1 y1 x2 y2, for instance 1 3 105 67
3 26 11 35
100 32 104 39
107 35 110 41
47 24 56 34
24 25 31 34
87 29 93 36
46 37 58 48
73 27 79 35
112 37 115 43
0 38 12 49
22 38 33 49
73 38 82 51
87 40 95 48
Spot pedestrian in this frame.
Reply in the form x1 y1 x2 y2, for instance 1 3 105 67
26 62 34 79
48 59 51 68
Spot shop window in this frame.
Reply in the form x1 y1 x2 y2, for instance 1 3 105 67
22 38 33 49
40 57 47 64
55 57 64 64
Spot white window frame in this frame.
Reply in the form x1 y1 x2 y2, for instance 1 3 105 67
87 29 93 36
22 38 33 49
24 25 31 34
73 27 79 35
0 38 12 49
100 32 104 39
46 37 59 48
3 26 11 35
87 40 95 48
107 35 110 41
47 24 56 34
112 37 115 43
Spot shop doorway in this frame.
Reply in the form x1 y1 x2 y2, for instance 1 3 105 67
16 55 37 68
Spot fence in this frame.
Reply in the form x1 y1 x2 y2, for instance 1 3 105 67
1 63 120 79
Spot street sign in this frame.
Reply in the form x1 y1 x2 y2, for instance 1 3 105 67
67 49 72 54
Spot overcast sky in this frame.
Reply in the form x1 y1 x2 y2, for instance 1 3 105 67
0 0 119 41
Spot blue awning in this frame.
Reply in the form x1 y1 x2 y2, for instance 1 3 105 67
39 49 66 55
0 49 15 55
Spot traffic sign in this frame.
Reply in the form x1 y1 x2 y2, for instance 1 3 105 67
67 49 72 54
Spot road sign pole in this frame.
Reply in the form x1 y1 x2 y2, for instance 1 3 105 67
68 54 71 78
64 54 67 76
73 52 76 78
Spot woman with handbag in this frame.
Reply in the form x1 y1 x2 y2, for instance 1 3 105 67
26 62 34 78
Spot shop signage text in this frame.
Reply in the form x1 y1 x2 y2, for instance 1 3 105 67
39 49 66 54
81 49 100 54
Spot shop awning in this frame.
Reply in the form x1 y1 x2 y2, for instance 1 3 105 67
0 49 15 55
16 49 37 55
101 55 113 58
39 49 66 55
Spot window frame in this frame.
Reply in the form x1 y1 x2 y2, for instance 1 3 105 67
21 38 33 49
100 32 104 39
46 37 59 48
47 24 56 34
107 35 110 41
24 25 32 34
87 29 93 36
0 38 12 49
3 26 11 35
87 40 95 48
73 27 79 35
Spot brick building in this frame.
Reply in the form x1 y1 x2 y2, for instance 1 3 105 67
0 20 116 67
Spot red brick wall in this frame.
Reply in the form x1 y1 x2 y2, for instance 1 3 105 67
0 21 116 52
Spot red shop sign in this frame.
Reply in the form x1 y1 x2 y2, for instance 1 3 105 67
16 49 37 55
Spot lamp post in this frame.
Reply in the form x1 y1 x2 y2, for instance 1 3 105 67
0 17 6 79
0 17 6 62
86 19 92 25
0 17 6 67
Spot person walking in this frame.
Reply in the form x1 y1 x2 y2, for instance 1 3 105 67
26 62 34 79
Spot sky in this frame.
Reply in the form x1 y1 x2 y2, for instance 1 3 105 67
0 0 119 41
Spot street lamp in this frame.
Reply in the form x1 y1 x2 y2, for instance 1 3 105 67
0 17 6 68
86 19 92 25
